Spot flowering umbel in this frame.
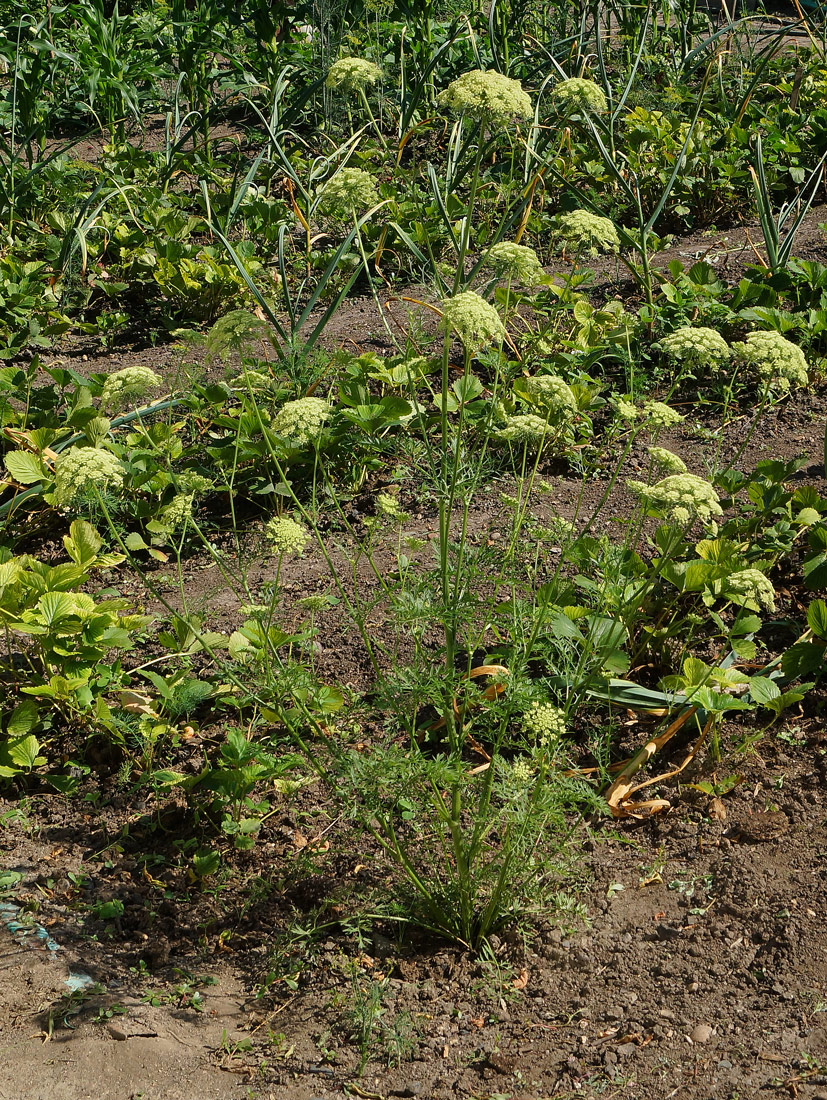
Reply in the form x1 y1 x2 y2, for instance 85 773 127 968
627 473 723 526
724 568 776 612
732 330 809 392
53 447 124 505
265 515 309 556
325 57 382 93
318 168 379 218
642 401 684 428
552 77 607 115
659 326 730 372
648 446 687 475
555 210 620 257
100 366 162 411
485 242 546 285
438 69 532 121
271 397 330 444
440 291 506 353
522 702 567 742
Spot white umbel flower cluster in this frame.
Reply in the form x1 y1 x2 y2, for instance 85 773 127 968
53 447 124 505
318 168 379 218
271 397 330 444
552 77 608 114
524 374 578 415
522 702 567 742
555 209 620 257
648 446 687 475
438 69 533 120
732 330 809 392
627 473 723 526
100 366 162 411
325 57 382 93
724 568 776 612
485 242 546 285
660 326 730 372
642 401 684 428
265 515 309 556
160 492 195 529
440 291 506 353
496 413 549 444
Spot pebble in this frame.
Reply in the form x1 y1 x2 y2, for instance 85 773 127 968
107 1023 128 1041
691 1023 714 1043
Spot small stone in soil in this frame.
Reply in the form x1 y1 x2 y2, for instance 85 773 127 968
690 1023 714 1043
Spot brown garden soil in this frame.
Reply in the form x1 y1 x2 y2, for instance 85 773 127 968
3 217 827 1100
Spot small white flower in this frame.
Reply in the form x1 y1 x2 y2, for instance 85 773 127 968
724 568 776 612
485 242 546 285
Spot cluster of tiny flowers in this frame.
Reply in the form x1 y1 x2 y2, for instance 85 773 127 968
555 210 620 257
176 471 213 495
375 492 407 521
53 447 124 505
627 473 723 526
659 326 730 371
497 413 549 444
522 702 567 741
265 515 309 556
100 366 162 411
615 398 638 421
325 57 382 93
318 168 379 218
271 397 330 444
552 77 608 115
160 492 195 528
241 369 272 390
524 374 577 415
485 242 546 285
440 290 506 353
648 446 687 474
438 69 532 120
642 401 684 428
511 757 535 785
724 568 776 612
732 330 809 392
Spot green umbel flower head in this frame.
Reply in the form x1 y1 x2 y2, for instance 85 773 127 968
438 69 532 120
266 515 309 556
642 401 684 428
648 446 687 475
319 168 380 218
485 242 546 285
552 77 607 115
659 326 730 372
627 473 723 526
53 447 124 505
522 702 567 742
325 57 382 93
100 366 162 411
440 291 506 353
555 210 620 257
524 375 578 416
272 397 330 445
732 330 808 392
724 568 776 612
